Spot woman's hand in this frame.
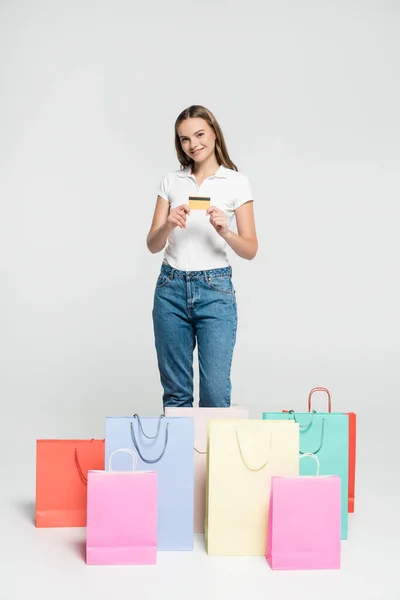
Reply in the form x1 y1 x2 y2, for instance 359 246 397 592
206 206 228 237
167 204 190 230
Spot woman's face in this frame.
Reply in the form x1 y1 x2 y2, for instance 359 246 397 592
178 118 217 164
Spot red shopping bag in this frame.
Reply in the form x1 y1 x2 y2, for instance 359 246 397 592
36 439 104 527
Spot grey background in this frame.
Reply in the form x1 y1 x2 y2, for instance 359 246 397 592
1 1 399 599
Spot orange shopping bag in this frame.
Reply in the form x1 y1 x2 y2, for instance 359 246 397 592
36 439 104 527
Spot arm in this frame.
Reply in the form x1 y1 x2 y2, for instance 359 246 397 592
147 196 172 254
207 201 258 260
225 201 258 260
147 196 190 254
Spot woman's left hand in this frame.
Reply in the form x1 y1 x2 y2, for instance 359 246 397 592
206 206 229 238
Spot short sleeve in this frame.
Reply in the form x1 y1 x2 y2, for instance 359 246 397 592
234 175 254 210
156 174 170 202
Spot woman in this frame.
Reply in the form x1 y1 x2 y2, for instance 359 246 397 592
147 105 257 409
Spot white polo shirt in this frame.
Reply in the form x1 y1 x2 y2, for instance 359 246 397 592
156 164 254 271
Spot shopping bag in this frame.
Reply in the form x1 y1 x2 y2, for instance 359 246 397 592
86 448 157 565
266 453 341 570
105 414 194 550
205 419 299 556
164 405 248 532
282 387 356 512
306 387 356 512
35 439 104 527
263 408 349 539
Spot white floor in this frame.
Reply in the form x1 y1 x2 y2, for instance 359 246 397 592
1 409 398 600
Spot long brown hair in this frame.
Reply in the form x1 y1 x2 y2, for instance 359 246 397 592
174 105 238 172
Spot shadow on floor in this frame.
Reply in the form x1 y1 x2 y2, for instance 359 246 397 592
14 500 36 525
71 540 86 562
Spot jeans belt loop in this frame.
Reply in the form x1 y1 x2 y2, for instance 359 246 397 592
169 268 175 280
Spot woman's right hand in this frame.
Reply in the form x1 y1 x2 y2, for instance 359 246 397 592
167 204 190 230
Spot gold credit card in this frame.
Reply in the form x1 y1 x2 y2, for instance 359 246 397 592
188 196 211 210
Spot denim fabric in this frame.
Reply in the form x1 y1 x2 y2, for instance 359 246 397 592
152 263 238 408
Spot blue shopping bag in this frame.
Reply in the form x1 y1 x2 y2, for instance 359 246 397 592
263 411 349 539
105 415 194 551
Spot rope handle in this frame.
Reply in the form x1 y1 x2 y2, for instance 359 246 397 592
74 438 96 485
108 447 138 471
235 426 272 472
286 410 325 455
299 452 320 475
288 409 316 431
299 418 325 455
307 387 332 413
133 413 165 439
130 415 169 464
194 417 226 454
74 449 88 484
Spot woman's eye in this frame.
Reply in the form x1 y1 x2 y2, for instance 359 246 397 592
181 133 203 142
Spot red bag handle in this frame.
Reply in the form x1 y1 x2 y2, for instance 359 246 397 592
307 387 332 412
74 439 96 485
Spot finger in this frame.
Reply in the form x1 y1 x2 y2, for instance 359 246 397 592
174 210 189 223
206 205 219 216
210 217 225 227
177 208 189 219
176 215 187 228
172 209 186 221
171 215 186 229
173 208 188 222
179 204 191 215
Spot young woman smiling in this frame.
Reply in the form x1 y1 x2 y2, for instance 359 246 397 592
147 105 257 409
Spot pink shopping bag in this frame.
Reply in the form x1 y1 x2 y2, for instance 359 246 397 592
86 448 157 565
266 453 341 570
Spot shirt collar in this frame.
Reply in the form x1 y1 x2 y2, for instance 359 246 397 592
177 164 229 179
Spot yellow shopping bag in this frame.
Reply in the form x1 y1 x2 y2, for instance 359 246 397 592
205 419 299 556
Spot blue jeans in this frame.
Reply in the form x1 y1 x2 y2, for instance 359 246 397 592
152 263 238 408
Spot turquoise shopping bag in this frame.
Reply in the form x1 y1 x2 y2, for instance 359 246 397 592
262 411 349 539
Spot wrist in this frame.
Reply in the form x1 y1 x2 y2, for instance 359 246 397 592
164 221 174 234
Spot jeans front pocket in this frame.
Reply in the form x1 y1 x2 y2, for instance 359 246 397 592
156 273 172 289
205 275 234 295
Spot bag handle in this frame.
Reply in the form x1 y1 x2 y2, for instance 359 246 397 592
300 418 325 455
194 447 207 455
108 448 138 471
307 387 332 413
133 413 165 439
74 439 96 484
299 452 320 475
130 415 169 464
288 409 316 431
194 417 225 455
287 410 325 455
74 449 88 484
235 426 272 472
